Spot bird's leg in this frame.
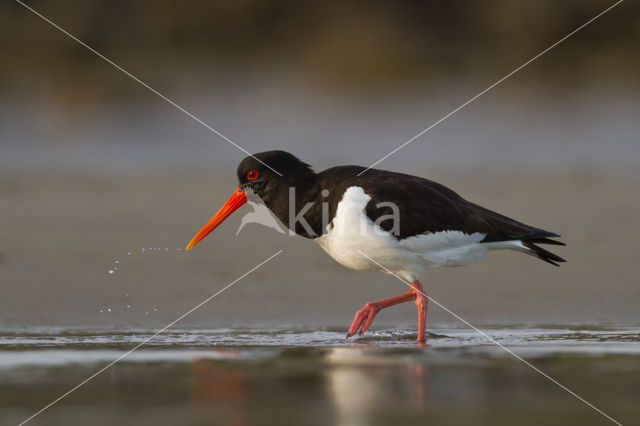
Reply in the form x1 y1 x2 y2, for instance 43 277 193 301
347 290 417 338
410 279 429 343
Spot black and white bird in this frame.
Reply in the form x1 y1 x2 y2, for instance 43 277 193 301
186 151 565 343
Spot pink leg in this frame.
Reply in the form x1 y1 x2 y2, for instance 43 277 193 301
347 290 417 338
410 279 429 343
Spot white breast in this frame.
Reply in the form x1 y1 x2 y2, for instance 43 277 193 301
315 187 420 280
315 186 522 278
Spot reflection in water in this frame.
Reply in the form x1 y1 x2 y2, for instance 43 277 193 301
411 364 427 413
3 328 637 425
183 347 432 426
189 353 247 426
325 348 428 426
1 339 639 425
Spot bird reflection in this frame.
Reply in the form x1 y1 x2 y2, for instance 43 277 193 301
189 355 247 426
325 348 428 426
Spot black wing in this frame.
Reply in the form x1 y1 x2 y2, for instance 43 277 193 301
319 166 566 265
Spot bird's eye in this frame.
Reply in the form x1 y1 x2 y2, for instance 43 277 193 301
247 170 259 180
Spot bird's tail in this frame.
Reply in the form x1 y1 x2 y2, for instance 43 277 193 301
522 239 566 266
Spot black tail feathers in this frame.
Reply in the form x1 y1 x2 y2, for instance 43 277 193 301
522 240 566 266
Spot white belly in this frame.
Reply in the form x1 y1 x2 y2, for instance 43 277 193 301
315 186 523 279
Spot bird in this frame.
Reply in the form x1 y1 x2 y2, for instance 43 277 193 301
186 150 565 343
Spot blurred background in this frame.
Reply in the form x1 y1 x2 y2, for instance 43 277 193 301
1 0 639 329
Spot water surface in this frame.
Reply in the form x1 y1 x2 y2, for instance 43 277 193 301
1 326 638 425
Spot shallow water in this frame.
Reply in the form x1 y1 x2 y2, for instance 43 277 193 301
1 326 639 425
1 326 640 358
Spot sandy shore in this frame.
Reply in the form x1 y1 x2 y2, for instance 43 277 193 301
1 168 639 329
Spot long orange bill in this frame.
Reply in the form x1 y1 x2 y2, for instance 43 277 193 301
185 188 247 250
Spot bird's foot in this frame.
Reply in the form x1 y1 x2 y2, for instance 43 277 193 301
346 302 380 338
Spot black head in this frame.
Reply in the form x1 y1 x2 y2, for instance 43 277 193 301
237 151 316 201
185 151 320 250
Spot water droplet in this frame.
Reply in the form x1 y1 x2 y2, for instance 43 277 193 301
127 251 132 256
107 308 112 312
164 248 169 252
125 292 129 297
126 304 131 309
114 260 119 264
99 310 104 313
153 307 158 312
145 312 150 315
107 269 115 275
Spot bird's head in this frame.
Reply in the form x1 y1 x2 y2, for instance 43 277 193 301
185 151 315 250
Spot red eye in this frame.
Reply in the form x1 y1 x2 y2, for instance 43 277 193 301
247 170 259 180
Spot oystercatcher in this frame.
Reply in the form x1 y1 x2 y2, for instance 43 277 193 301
186 151 565 342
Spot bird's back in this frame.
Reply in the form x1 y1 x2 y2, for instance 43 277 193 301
317 166 565 265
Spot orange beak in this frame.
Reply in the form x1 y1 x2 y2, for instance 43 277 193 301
185 188 248 250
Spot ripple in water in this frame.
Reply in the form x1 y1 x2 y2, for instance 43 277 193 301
0 326 638 354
